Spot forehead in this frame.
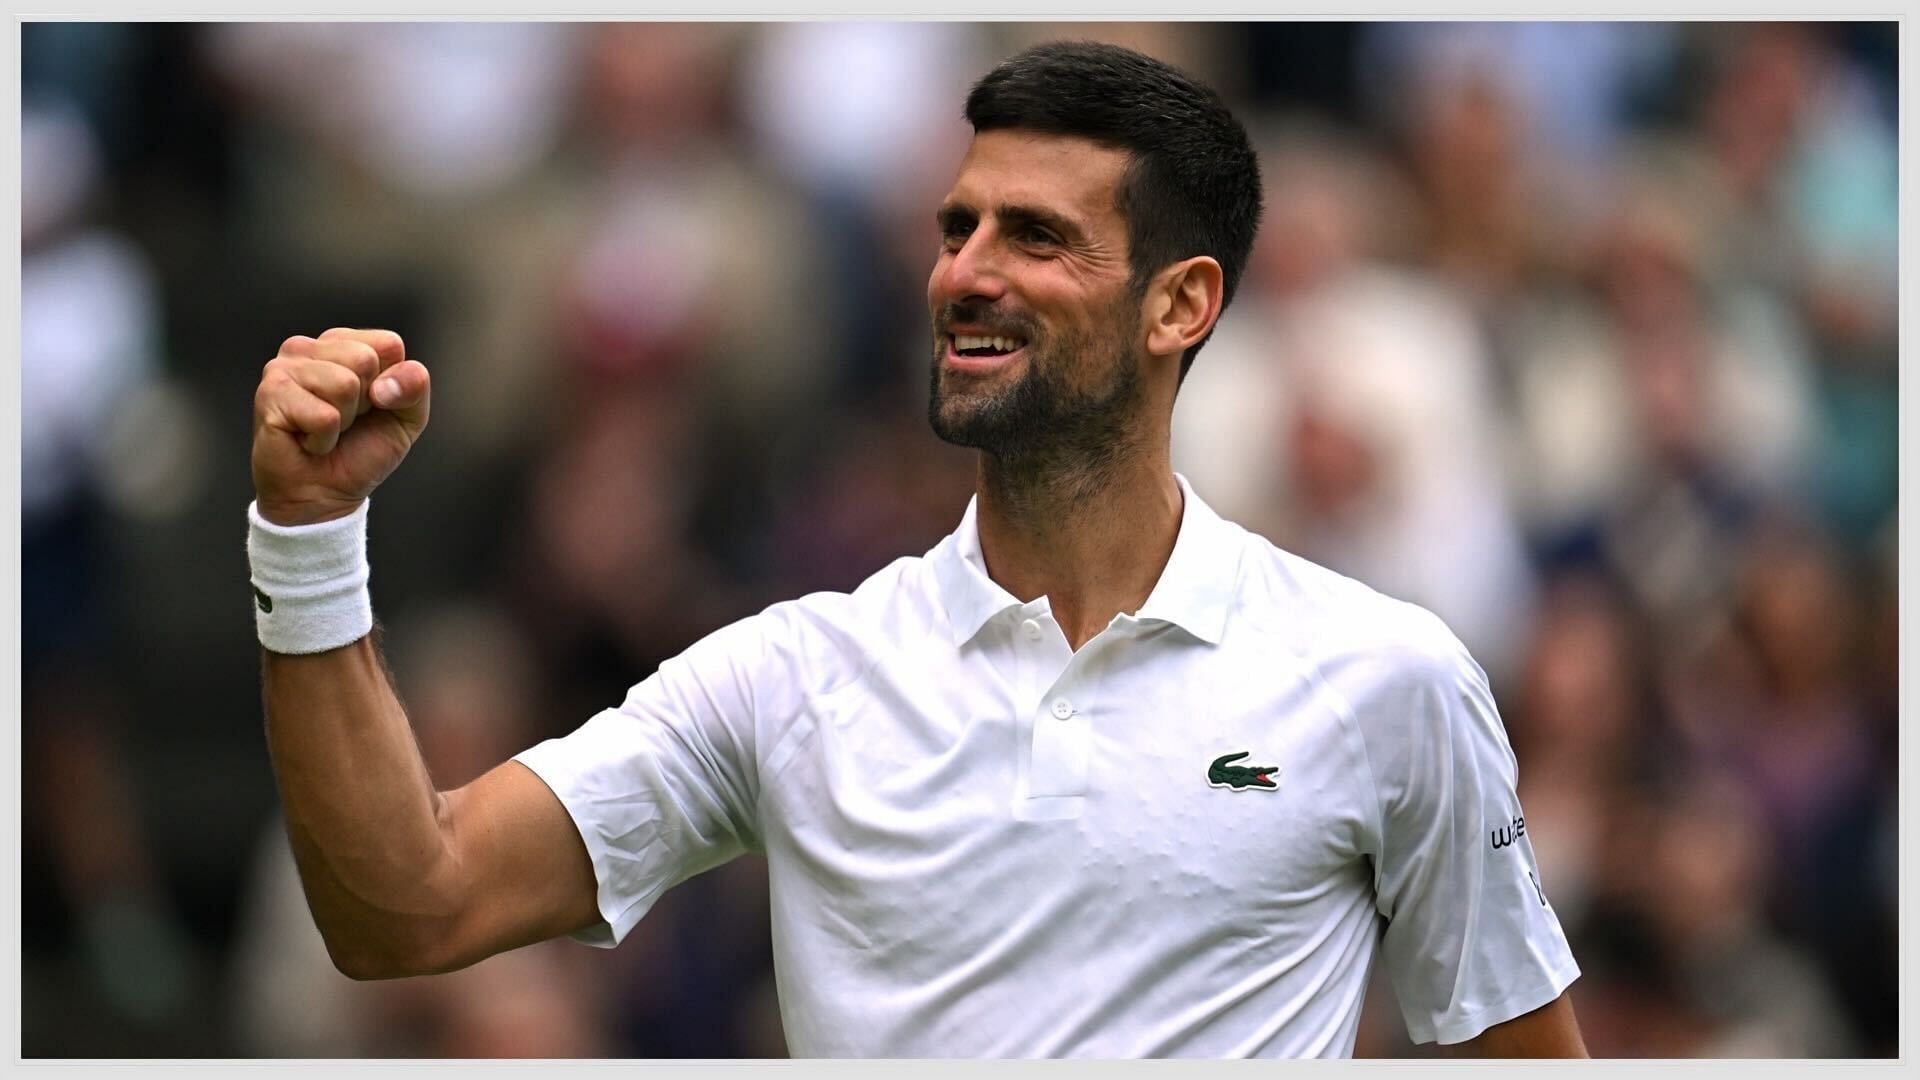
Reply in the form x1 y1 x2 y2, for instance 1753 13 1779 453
943 130 1131 223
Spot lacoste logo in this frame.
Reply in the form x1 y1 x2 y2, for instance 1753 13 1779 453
252 585 273 613
1207 751 1279 791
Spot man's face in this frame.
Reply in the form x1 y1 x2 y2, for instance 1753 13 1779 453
926 130 1147 458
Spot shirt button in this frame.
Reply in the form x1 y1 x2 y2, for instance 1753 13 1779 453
1021 619 1043 641
1051 698 1074 720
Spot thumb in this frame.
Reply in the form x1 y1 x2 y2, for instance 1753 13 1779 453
369 360 431 438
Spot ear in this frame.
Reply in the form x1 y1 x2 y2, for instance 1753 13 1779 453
1142 256 1226 360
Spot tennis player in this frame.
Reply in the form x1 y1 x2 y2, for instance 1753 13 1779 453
247 41 1584 1057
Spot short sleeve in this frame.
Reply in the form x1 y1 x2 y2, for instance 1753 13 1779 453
514 613 770 948
1355 617 1580 1045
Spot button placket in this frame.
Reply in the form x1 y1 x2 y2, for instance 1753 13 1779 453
1029 668 1089 798
1012 605 1088 805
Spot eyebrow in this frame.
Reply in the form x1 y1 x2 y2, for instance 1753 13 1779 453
937 201 1085 243
935 204 975 233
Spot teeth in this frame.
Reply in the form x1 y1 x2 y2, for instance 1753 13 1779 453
953 335 1023 353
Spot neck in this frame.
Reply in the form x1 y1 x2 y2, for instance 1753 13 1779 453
973 429 1182 651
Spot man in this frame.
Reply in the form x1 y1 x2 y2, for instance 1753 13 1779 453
247 41 1585 1057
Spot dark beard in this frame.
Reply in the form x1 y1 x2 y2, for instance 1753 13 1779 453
926 301 1144 471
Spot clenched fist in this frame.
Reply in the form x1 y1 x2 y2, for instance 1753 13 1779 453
251 327 431 527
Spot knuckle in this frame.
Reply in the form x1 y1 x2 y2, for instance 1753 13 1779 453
319 326 357 341
279 334 316 356
325 365 362 400
349 343 381 377
312 340 375 379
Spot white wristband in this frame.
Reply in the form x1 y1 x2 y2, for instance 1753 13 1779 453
247 500 374 655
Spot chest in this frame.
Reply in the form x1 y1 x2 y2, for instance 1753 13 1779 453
761 622 1377 952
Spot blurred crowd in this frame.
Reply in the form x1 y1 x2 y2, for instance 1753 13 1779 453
19 21 1898 1059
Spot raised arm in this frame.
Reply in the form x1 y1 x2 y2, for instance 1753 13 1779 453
251 327 598 979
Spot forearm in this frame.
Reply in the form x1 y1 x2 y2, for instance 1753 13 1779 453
262 632 463 978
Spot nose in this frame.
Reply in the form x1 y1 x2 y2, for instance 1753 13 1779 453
930 226 1008 308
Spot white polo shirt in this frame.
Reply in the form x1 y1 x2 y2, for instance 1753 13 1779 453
513 475 1579 1057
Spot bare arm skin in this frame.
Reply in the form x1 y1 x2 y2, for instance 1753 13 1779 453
253 328 598 979
1455 990 1589 1057
263 640 598 978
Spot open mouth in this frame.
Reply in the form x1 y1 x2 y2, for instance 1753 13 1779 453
944 333 1028 374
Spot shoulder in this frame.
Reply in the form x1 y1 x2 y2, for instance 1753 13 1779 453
1228 530 1498 770
705 552 946 693
1232 529 1470 685
764 552 943 645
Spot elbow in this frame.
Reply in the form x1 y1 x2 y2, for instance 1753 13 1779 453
318 923 457 982
330 954 395 982
322 935 419 981
307 874 475 980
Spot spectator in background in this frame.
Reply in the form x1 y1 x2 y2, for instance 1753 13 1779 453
198 21 582 453
21 96 205 1043
1669 521 1890 998
1173 125 1535 683
1506 572 1678 933
1694 22 1897 546
492 23 843 718
1358 22 1678 235
511 387 748 728
1499 138 1820 647
1564 771 1848 1058
1611 773 1858 1056
201 22 579 239
1354 25 1566 313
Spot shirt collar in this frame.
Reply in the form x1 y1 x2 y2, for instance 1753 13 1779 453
930 495 1024 647
931 473 1241 647
1134 473 1240 645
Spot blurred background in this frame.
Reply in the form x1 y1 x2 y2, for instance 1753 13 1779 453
18 20 1898 1059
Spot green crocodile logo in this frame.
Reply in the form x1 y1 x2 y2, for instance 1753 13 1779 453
252 585 274 613
1208 751 1279 791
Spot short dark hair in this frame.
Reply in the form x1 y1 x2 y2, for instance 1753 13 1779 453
964 40 1264 382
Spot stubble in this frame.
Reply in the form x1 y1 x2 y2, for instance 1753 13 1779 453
927 296 1148 517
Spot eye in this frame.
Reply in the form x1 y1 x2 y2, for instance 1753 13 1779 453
1018 225 1060 246
938 214 975 250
